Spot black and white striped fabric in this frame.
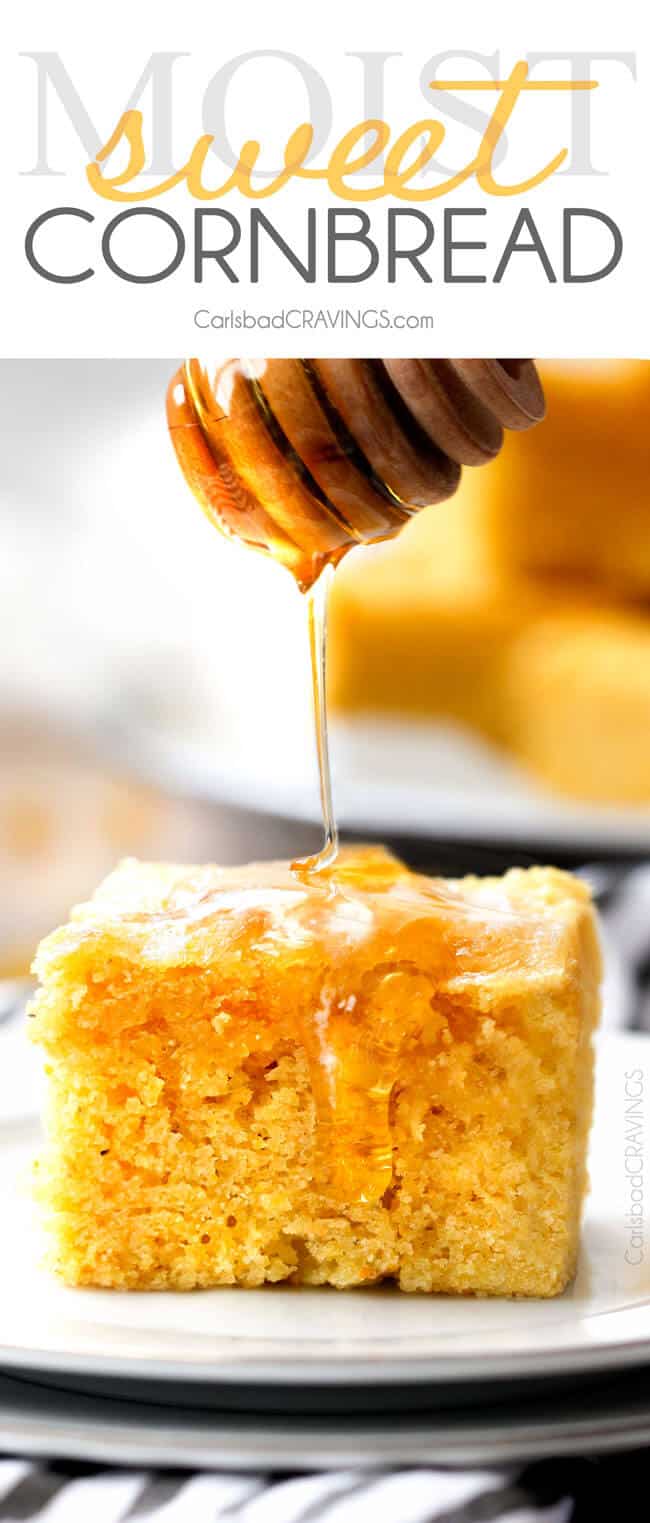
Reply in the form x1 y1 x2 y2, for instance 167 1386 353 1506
1 864 649 1521
0 1455 617 1522
5 1452 650 1522
584 864 650 1033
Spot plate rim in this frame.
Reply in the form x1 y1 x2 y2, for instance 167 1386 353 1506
121 720 650 853
1 1331 650 1387
1 1366 650 1468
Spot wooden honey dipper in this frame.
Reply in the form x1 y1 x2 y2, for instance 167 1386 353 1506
167 358 545 592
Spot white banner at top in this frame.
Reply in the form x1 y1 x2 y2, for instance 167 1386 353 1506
1 0 648 357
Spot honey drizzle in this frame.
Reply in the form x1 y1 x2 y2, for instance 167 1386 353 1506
81 849 566 1211
164 359 544 1208
166 362 448 1196
292 564 338 875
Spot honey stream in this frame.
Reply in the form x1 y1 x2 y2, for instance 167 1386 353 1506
165 358 453 1203
292 564 338 875
165 356 546 1207
166 357 418 876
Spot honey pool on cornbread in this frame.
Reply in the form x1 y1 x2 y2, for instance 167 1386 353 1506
31 847 601 1297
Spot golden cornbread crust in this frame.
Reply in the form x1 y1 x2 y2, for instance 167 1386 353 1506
31 849 601 1297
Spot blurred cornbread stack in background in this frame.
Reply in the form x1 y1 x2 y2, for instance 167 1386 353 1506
330 361 650 805
502 610 650 804
330 493 546 746
481 362 650 598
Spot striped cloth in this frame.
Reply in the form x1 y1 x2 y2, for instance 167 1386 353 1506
586 864 650 1032
5 1452 650 1521
1 863 649 1521
0 1455 618 1522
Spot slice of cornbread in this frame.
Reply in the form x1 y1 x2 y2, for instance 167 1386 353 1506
329 484 650 805
31 847 601 1296
503 610 650 803
328 490 545 741
476 360 650 598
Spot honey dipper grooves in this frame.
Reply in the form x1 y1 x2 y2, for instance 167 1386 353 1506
167 358 544 589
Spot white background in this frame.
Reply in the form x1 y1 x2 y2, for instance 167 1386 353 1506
1 0 648 357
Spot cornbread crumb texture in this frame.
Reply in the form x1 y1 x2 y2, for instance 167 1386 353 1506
32 848 601 1297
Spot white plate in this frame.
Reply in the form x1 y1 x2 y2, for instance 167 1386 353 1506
1 1032 650 1390
132 713 650 855
1 1366 650 1468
